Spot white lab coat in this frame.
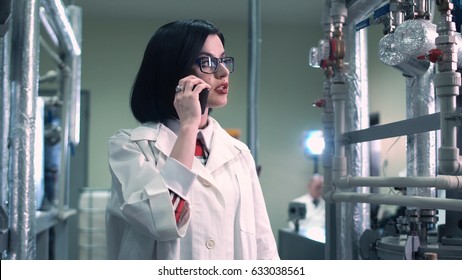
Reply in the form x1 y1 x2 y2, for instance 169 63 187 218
106 117 279 260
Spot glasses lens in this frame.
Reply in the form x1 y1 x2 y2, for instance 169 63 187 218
196 57 234 73
198 57 217 74
222 57 234 73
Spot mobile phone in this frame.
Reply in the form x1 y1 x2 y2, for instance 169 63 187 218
199 88 209 114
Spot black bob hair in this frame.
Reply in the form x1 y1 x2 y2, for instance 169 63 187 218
130 19 225 124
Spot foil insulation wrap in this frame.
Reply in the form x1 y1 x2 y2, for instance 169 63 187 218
405 67 437 199
339 25 371 260
9 0 41 259
1 28 10 208
394 19 437 57
379 19 462 70
379 20 437 68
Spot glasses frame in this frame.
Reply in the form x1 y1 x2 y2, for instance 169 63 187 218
195 56 234 74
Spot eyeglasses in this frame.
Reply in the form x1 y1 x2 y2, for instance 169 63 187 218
195 56 234 74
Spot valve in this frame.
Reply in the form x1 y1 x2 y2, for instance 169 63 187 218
417 48 443 63
309 39 330 68
313 98 326 108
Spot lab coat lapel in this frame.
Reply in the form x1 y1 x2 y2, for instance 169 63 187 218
141 123 219 187
205 124 241 173
130 121 228 189
130 122 177 159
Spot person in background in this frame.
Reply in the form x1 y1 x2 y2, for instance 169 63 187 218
105 19 279 260
289 174 325 233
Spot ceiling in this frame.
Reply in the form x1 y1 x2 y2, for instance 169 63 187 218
72 0 326 25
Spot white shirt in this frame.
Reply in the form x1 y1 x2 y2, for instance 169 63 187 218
106 117 279 260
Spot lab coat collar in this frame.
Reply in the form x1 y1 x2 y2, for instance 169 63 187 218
205 118 250 173
129 122 177 158
129 118 250 174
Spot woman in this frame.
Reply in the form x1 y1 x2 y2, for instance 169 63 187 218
106 19 279 260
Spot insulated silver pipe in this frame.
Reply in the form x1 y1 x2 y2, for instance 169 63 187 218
40 0 81 56
39 6 58 47
0 21 11 210
247 0 261 162
377 16 438 199
9 0 41 260
405 63 437 199
57 5 82 214
333 0 391 260
67 5 82 146
344 24 370 260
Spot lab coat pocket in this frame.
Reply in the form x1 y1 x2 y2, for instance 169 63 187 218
236 172 258 259
235 173 256 235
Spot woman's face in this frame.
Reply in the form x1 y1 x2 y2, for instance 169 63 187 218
193 34 230 110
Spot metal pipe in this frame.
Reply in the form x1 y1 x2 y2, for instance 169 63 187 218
39 6 59 47
40 37 66 69
378 11 438 228
405 63 437 198
435 1 462 175
67 5 82 145
344 23 370 260
326 191 462 212
330 0 350 261
321 0 336 261
247 0 261 162
57 67 71 214
40 0 81 56
336 175 462 190
0 15 11 211
56 5 82 215
9 0 41 260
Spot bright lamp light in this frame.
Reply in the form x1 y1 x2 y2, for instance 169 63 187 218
304 130 325 156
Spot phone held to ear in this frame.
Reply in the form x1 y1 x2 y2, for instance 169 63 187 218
199 88 209 114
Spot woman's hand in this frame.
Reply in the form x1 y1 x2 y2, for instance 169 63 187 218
173 75 210 129
170 76 210 169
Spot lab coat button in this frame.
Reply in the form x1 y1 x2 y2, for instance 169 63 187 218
205 239 215 249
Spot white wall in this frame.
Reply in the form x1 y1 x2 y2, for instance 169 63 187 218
75 17 408 246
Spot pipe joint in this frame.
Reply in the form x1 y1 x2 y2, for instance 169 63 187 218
435 34 457 45
329 0 347 25
434 71 461 96
434 71 461 86
436 175 462 190
438 146 461 175
322 113 334 124
332 156 347 179
330 82 347 98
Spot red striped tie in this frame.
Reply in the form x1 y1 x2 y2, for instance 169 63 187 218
195 138 207 165
195 138 204 156
172 193 185 224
